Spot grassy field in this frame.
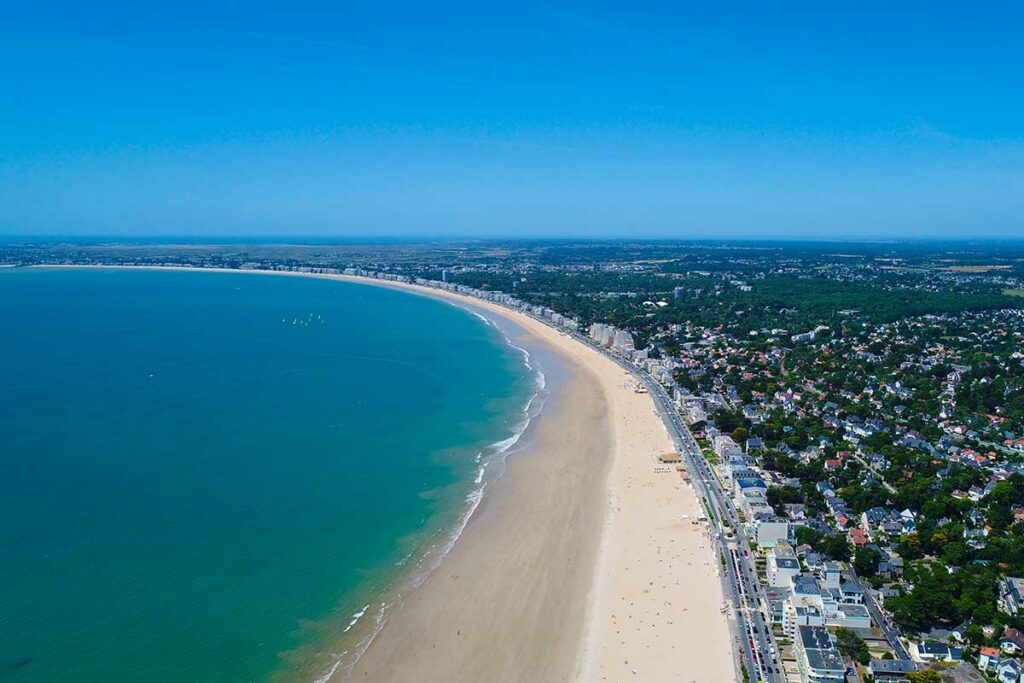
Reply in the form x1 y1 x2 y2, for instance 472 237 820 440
941 264 1012 272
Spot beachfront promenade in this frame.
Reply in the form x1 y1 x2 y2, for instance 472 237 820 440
393 271 769 683
434 277 774 683
564 326 780 683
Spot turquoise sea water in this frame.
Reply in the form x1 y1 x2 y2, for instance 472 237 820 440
0 268 535 683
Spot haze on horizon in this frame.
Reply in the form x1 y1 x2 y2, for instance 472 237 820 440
1 2 1022 240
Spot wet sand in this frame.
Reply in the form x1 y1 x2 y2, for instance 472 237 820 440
344 366 610 681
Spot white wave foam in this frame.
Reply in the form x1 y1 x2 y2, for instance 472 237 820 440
466 309 494 327
313 603 390 683
342 605 370 633
312 302 549 683
394 311 548 589
313 655 344 683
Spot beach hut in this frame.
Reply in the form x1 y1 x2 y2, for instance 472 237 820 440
659 452 682 464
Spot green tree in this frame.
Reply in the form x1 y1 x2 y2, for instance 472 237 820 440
835 629 870 666
940 541 969 567
712 408 750 434
795 526 823 547
854 546 883 577
767 486 803 512
820 534 853 561
897 533 923 560
906 670 941 683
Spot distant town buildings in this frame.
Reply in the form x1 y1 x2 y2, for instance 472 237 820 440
588 323 635 353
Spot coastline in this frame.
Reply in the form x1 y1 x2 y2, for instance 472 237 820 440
34 265 736 682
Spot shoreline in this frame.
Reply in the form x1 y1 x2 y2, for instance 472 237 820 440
304 305 563 683
33 264 736 682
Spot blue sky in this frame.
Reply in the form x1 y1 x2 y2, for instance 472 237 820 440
1 1 1022 239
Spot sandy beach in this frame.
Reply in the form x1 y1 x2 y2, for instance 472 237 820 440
337 275 737 683
40 266 736 682
343 358 610 682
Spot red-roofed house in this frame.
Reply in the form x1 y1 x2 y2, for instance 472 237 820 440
979 646 1001 671
848 528 869 546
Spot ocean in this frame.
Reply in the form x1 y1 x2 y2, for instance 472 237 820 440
0 267 539 682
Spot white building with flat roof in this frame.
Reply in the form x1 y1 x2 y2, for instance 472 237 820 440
768 546 802 588
795 625 846 683
755 520 791 548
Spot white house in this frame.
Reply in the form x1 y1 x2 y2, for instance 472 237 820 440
754 520 791 548
909 641 962 663
997 659 1023 683
979 646 1002 672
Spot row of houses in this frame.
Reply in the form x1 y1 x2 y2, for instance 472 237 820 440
978 639 1024 683
706 432 798 548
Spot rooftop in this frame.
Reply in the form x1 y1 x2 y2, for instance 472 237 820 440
837 603 870 618
792 575 821 596
869 659 916 674
804 648 845 674
798 625 833 650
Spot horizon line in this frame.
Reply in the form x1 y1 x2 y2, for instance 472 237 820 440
4 235 1024 247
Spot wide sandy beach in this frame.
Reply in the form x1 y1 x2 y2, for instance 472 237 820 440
42 266 736 682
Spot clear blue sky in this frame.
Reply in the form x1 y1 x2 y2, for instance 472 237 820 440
1 2 1022 239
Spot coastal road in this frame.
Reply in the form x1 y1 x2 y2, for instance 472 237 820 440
588 339 916 679
562 331 780 683
847 567 913 663
397 280 874 682
478 303 778 683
